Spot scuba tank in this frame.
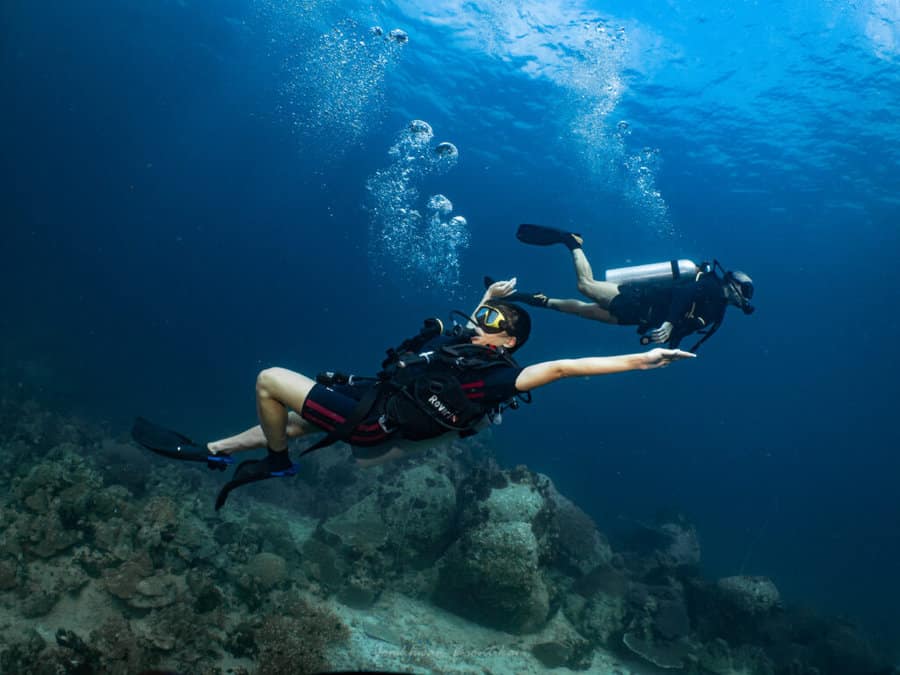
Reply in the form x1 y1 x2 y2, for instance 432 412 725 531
605 259 701 285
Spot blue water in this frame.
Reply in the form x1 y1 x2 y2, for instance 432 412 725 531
3 0 898 643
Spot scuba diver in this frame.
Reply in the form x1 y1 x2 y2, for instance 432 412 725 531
506 223 755 352
133 278 694 510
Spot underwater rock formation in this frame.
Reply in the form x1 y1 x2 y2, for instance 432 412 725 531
546 481 613 576
304 454 460 608
621 515 702 575
434 466 556 633
564 572 628 646
716 574 782 615
379 464 457 563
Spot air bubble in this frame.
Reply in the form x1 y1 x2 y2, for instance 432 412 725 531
388 29 409 44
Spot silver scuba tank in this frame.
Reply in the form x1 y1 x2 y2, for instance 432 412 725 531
604 259 700 285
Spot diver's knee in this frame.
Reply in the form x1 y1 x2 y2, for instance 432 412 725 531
256 367 286 398
576 280 598 298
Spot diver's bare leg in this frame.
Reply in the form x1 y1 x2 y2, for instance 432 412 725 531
571 248 620 307
208 368 318 454
254 368 317 452
207 412 316 455
545 298 618 324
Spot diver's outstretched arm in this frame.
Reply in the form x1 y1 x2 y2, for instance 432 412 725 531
514 348 695 392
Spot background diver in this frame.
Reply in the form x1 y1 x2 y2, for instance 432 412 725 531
505 223 756 352
133 279 695 510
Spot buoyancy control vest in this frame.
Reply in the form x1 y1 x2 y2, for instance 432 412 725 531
301 318 528 456
378 322 525 441
383 339 516 441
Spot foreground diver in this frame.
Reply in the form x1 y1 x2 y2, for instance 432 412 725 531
133 279 694 509
508 224 755 352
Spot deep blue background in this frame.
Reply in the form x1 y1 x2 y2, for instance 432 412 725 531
2 0 898 642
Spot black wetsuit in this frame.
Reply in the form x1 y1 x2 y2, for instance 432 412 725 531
300 341 523 458
609 273 727 349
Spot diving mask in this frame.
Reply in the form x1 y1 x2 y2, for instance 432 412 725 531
474 304 509 334
726 271 755 314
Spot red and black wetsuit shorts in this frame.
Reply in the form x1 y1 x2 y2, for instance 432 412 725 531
300 382 393 449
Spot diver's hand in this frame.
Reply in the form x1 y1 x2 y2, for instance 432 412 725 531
487 277 517 299
646 321 674 344
642 348 695 369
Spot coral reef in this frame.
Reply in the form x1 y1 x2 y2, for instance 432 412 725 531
0 395 895 675
254 598 349 675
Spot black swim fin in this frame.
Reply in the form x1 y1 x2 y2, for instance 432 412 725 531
516 223 582 247
214 455 299 511
131 417 234 470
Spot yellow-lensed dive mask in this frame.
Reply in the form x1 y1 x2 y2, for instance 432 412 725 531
474 304 509 334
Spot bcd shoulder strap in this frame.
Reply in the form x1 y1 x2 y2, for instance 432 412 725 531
687 317 723 353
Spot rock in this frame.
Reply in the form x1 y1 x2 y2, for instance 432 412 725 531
73 546 116 577
337 569 383 609
321 495 389 555
362 621 403 645
379 464 457 565
622 632 690 670
0 628 46 672
104 555 151 598
92 517 136 558
529 609 595 670
531 641 571 668
716 575 781 615
88 615 146 673
436 519 550 633
20 586 60 618
132 573 183 608
187 570 223 613
573 563 629 598
654 597 691 640
301 538 345 588
657 521 701 568
565 562 630 646
695 637 734 674
565 589 627 645
245 552 288 590
96 440 153 496
434 467 559 634
546 481 612 576
137 496 178 547
482 478 544 523
24 513 82 558
623 517 701 572
0 560 19 590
